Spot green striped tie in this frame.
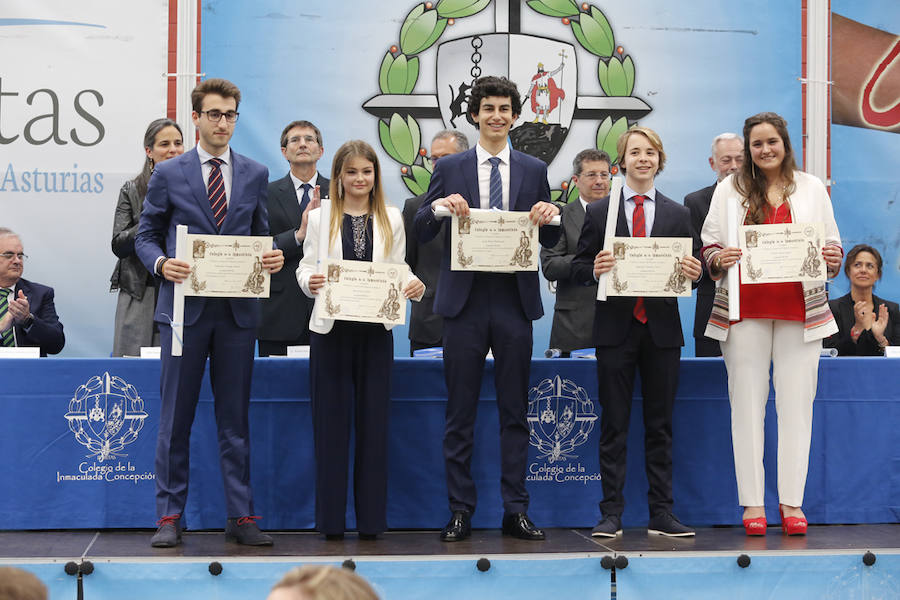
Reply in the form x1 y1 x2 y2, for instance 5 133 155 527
0 289 14 347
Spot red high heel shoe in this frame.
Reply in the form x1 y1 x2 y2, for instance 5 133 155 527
779 507 808 536
742 516 767 536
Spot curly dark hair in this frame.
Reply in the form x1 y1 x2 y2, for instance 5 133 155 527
467 76 521 126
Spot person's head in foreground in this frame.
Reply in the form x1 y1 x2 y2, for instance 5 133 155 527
267 565 379 600
0 567 47 600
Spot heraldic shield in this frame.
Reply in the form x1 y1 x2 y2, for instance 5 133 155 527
436 33 577 164
64 372 148 462
527 375 597 463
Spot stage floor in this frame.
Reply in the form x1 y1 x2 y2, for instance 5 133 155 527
3 524 898 559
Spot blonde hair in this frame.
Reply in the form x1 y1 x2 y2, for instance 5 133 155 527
0 567 47 600
328 141 392 257
270 565 379 600
615 125 666 175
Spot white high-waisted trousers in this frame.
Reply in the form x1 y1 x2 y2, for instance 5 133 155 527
721 319 821 507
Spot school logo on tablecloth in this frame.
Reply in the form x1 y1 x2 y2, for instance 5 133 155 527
526 375 601 484
58 372 155 484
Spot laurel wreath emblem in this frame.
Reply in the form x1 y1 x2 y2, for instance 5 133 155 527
373 0 639 203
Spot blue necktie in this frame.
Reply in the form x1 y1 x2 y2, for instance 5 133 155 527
488 157 503 210
299 183 312 214
0 289 14 347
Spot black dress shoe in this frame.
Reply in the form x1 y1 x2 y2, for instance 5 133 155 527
150 514 182 548
502 512 545 540
225 516 274 546
440 510 471 542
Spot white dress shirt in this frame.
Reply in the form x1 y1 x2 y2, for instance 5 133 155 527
289 172 321 207
196 144 233 207
622 184 657 236
475 142 511 210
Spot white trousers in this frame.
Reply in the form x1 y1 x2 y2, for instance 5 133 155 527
721 319 821 507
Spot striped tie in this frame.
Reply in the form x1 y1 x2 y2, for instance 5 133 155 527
207 157 227 228
488 157 503 209
632 195 647 324
0 288 14 347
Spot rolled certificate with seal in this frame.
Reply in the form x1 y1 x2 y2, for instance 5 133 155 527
726 196 740 321
171 224 189 356
310 197 332 332
433 205 560 226
596 176 624 302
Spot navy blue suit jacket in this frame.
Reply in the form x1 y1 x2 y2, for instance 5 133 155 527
12 278 65 356
413 147 559 320
572 191 690 349
135 147 269 328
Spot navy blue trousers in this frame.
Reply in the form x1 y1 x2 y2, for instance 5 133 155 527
310 320 392 535
442 273 533 516
156 299 256 520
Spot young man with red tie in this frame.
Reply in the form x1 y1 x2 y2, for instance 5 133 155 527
572 126 701 538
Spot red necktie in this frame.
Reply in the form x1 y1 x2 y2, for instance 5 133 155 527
632 195 647 324
207 157 227 229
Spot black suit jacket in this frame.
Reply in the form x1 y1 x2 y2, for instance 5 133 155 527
259 172 328 343
572 191 690 349
683 182 716 339
824 292 900 355
11 278 65 356
540 199 597 352
402 194 443 347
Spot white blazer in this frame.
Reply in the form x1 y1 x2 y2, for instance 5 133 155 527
296 205 422 334
700 171 841 342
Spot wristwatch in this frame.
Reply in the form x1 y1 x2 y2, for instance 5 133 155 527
22 314 34 329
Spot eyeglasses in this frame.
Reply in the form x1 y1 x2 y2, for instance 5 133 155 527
200 110 239 123
0 252 27 261
579 171 610 180
287 135 318 146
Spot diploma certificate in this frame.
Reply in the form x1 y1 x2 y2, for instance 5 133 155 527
450 209 538 272
183 234 273 298
605 236 693 298
314 259 409 325
739 222 825 283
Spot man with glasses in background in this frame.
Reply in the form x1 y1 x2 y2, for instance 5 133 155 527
259 121 329 356
136 78 284 548
0 228 65 356
540 149 612 357
401 129 469 355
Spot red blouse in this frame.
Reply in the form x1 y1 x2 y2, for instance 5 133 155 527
737 203 805 322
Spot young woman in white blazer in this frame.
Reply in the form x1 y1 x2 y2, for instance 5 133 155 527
701 113 842 536
296 140 424 540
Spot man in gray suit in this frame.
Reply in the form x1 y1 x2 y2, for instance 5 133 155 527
683 133 743 357
401 129 468 355
258 120 329 356
540 149 611 356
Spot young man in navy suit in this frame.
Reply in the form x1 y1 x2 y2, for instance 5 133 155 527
572 126 701 538
136 78 284 547
414 76 560 542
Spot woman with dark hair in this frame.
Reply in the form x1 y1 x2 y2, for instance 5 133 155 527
297 140 424 540
824 244 899 355
701 112 842 536
110 118 183 356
